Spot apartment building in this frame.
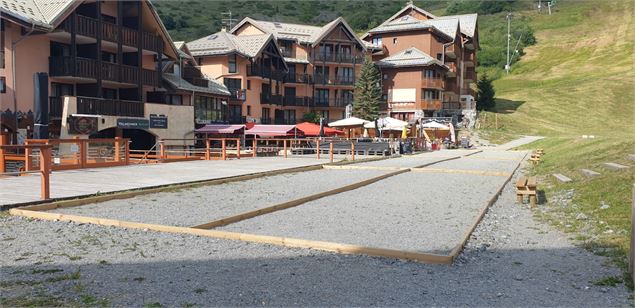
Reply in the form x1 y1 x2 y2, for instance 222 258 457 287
363 3 478 121
187 17 367 124
0 0 229 149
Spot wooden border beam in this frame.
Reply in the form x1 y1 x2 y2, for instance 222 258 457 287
409 168 511 177
192 169 410 229
9 209 452 265
322 165 407 171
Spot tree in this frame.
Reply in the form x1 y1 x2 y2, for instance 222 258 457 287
353 57 382 120
301 112 320 124
476 74 496 111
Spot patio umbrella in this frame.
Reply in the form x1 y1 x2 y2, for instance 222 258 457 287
401 125 408 139
363 128 369 138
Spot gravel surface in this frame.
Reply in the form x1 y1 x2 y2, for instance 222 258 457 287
50 169 389 227
351 150 476 168
221 170 508 254
1 162 630 306
431 158 522 173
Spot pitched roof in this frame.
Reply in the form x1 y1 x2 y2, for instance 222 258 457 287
0 0 76 30
162 73 231 96
187 31 274 58
230 17 366 49
363 3 477 40
436 13 478 37
376 47 445 68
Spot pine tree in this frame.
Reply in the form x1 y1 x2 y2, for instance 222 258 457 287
476 74 496 111
352 57 382 120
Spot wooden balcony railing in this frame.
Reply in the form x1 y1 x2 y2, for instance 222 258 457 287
228 89 247 101
421 78 444 89
284 73 313 84
282 96 312 107
312 53 363 64
260 93 283 105
50 57 158 86
311 97 352 107
59 14 161 53
247 65 285 80
418 99 442 110
76 96 144 117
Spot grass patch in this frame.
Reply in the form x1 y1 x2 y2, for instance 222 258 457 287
593 276 624 287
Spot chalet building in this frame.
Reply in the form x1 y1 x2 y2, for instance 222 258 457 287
363 3 478 121
186 30 288 124
187 17 367 124
0 0 229 149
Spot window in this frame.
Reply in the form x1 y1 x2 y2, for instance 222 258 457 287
247 105 251 116
0 77 6 93
315 89 329 105
194 95 225 124
383 74 388 80
392 38 397 44
224 78 241 91
340 90 353 105
319 110 329 121
337 67 353 83
102 51 117 63
50 42 71 57
284 110 296 124
319 44 333 58
371 36 382 46
436 53 442 61
168 94 183 105
279 40 293 57
423 69 438 79
228 54 237 73
288 64 296 76
423 90 440 100
262 107 270 118
51 83 74 97
247 80 251 90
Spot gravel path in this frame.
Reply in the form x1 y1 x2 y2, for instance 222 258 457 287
50 169 389 227
351 150 477 168
1 165 630 306
220 172 506 254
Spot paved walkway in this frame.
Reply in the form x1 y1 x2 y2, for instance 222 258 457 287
0 157 333 207
495 136 544 150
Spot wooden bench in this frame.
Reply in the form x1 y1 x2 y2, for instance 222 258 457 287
529 152 542 165
536 148 544 155
516 176 537 207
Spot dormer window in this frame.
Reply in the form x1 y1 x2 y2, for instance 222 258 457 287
371 37 382 46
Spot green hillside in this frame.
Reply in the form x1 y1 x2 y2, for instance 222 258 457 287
480 0 634 289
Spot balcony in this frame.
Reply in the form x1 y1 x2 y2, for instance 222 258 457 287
445 44 456 59
443 102 462 111
284 73 313 84
283 96 313 107
445 62 457 78
260 93 283 105
228 89 247 101
312 53 364 64
77 96 144 117
227 115 246 124
247 65 285 80
312 97 352 108
418 99 442 110
49 56 159 86
421 78 444 89
313 73 355 86
58 14 161 53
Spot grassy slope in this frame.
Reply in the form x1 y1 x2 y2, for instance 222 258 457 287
479 0 634 288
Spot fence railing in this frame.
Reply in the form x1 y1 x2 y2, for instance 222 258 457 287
24 138 129 171
0 144 52 200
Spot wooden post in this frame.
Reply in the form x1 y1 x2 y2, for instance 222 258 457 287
316 139 320 159
495 114 498 130
159 141 166 161
0 135 5 173
329 142 334 163
351 142 355 161
24 140 32 171
283 139 287 158
124 140 130 165
79 139 87 168
221 139 227 160
236 139 241 159
73 136 81 166
205 139 211 160
114 137 121 162
253 138 257 158
40 146 51 200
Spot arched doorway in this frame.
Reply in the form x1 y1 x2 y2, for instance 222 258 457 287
90 128 156 151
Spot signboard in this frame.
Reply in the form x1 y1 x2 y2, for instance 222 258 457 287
117 118 149 129
149 114 168 129
68 116 98 135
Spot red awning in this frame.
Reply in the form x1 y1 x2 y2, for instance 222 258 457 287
195 124 245 134
246 124 303 137
296 122 344 136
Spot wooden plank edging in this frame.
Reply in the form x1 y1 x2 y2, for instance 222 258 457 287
447 151 529 260
8 209 452 265
13 165 324 212
192 168 410 229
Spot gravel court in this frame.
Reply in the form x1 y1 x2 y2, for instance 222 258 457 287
351 150 478 168
49 169 390 227
429 157 521 173
220 172 509 254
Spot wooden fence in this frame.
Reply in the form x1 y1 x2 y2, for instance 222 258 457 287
0 144 52 200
